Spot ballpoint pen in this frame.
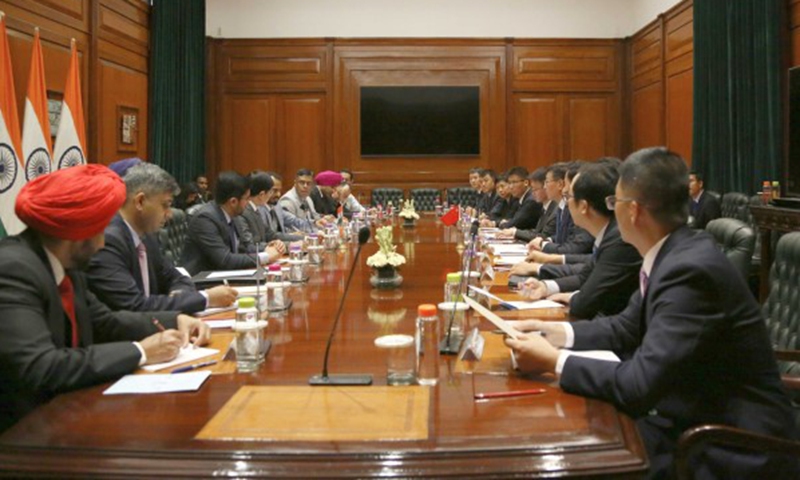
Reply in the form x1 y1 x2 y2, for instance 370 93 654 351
171 360 218 374
474 388 547 400
152 318 166 332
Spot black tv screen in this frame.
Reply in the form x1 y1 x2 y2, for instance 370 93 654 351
360 86 480 157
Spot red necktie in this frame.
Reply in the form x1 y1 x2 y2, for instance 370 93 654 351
58 276 79 347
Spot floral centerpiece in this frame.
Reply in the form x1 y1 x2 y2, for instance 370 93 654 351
366 226 405 288
398 199 420 227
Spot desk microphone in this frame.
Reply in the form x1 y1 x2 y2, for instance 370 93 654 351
309 226 372 386
441 220 479 354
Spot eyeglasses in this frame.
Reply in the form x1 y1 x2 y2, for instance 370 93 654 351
507 179 524 185
605 195 637 211
562 192 574 201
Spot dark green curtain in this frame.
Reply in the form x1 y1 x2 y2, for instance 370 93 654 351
693 0 784 194
149 0 205 184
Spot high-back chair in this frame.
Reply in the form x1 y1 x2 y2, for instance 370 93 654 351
410 188 441 211
705 218 755 281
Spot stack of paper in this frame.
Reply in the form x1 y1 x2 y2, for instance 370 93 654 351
104 371 212 395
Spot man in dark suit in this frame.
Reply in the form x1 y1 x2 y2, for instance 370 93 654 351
0 165 209 432
506 148 797 478
309 170 342 216
235 171 283 251
86 164 237 314
483 174 512 225
514 163 642 318
181 171 284 275
476 169 500 216
502 166 559 243
497 167 543 230
687 171 721 229
262 172 304 243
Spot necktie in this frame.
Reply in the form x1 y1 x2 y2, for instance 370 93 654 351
58 276 79 347
554 208 564 243
136 242 150 297
270 208 281 232
592 243 599 260
228 221 238 252
639 269 649 296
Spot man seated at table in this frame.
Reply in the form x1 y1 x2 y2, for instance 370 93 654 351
235 170 291 253
483 173 512 225
482 167 542 230
278 168 330 232
339 169 367 215
0 165 210 433
87 163 237 314
310 170 343 216
181 171 284 275
505 147 797 478
687 171 721 230
474 169 499 217
468 167 482 193
498 166 558 243
511 162 642 318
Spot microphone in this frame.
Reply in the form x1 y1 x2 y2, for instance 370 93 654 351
441 220 480 354
309 226 373 385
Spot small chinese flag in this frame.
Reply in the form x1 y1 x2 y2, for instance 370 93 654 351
440 206 459 226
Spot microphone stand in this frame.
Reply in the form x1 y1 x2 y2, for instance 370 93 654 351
309 227 372 385
440 221 479 354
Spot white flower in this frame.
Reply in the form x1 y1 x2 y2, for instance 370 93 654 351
366 226 406 268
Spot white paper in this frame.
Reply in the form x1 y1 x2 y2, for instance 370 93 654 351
494 256 524 266
206 269 256 279
141 346 219 372
490 244 528 255
204 319 236 329
176 267 191 278
564 350 621 363
504 300 564 310
195 305 237 317
103 371 212 395
462 295 521 340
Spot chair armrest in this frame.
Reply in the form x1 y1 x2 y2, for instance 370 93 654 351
675 424 800 480
775 349 800 362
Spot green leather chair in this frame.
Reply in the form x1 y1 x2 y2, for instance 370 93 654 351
157 207 189 265
705 218 755 281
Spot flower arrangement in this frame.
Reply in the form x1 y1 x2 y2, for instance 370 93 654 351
366 226 407 268
398 199 420 220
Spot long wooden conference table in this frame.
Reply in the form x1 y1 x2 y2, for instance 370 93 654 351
0 217 647 478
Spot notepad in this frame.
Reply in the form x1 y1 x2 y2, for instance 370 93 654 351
141 346 219 372
503 300 564 310
103 371 211 395
206 269 257 279
195 305 237 317
462 295 521 340
204 319 236 329
564 350 621 363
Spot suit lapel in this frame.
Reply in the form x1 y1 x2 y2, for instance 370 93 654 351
114 215 145 292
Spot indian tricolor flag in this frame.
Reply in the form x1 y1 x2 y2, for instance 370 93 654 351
0 12 25 235
21 28 52 181
52 39 86 169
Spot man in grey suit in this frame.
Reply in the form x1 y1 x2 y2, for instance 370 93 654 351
277 169 330 233
86 164 237 314
235 171 282 251
263 172 304 242
0 165 209 432
505 148 797 478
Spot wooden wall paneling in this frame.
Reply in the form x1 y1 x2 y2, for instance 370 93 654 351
566 95 614 161
96 0 148 57
631 82 664 151
4 0 90 34
512 94 562 169
791 0 800 66
276 95 327 180
664 0 694 163
219 95 276 175
511 41 621 93
629 18 665 150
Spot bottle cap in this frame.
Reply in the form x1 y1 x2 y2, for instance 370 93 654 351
418 304 437 317
446 272 462 283
268 263 281 271
238 297 256 309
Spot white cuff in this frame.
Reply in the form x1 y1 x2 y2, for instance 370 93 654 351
133 341 147 366
257 251 271 264
543 280 560 296
555 350 572 377
541 241 550 249
199 290 209 309
569 290 579 300
560 322 575 348
557 255 566 265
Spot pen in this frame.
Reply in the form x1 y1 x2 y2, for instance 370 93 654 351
474 388 547 400
171 360 217 374
152 318 166 332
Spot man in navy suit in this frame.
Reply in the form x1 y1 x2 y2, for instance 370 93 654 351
505 148 797 478
687 171 721 229
87 164 237 313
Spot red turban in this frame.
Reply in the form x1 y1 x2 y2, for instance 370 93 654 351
15 164 126 241
314 170 343 187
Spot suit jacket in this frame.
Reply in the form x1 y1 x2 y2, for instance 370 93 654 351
235 203 280 253
310 187 338 216
488 197 511 223
86 215 205 313
261 204 304 242
0 229 178 432
180 203 262 275
550 218 642 318
688 190 722 230
542 207 595 256
560 227 796 475
499 190 543 230
515 201 558 242
278 187 319 232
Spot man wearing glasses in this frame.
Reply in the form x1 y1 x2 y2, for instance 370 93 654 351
505 147 797 478
496 167 542 230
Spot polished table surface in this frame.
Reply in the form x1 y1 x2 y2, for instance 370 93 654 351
0 217 647 478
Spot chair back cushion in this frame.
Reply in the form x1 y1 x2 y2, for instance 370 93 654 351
705 218 755 281
410 188 441 211
446 187 479 208
763 232 800 377
721 192 749 223
371 188 404 208
158 208 189 265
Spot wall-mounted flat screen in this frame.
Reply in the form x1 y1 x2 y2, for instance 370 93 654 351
360 86 480 157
